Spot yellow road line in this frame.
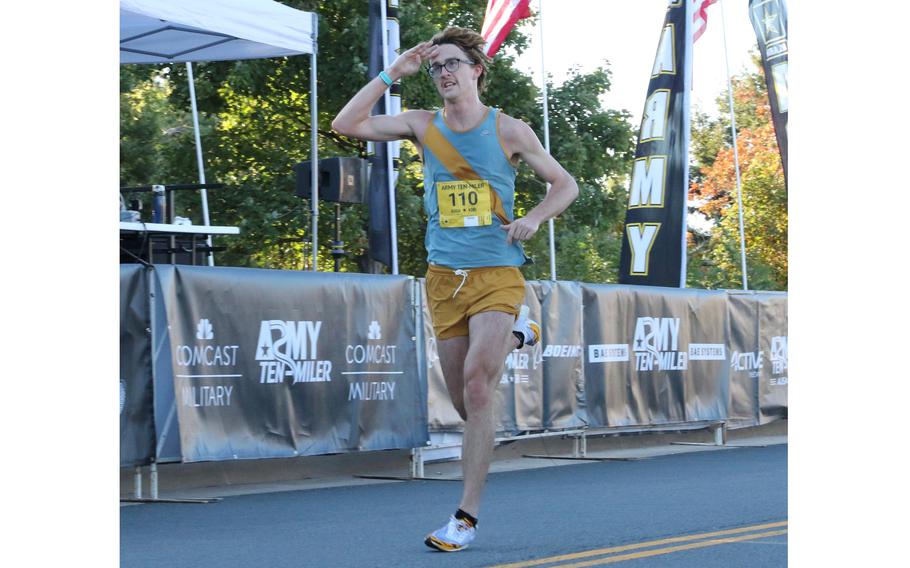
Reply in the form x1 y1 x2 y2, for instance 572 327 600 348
487 521 788 568
548 529 788 567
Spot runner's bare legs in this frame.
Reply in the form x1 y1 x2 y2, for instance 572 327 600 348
437 311 517 517
436 337 469 421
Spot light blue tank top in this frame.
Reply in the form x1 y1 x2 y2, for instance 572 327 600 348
422 107 526 268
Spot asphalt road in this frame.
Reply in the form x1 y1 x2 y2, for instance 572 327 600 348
121 444 787 567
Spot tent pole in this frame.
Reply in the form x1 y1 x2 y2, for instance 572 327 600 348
310 13 320 272
186 62 215 267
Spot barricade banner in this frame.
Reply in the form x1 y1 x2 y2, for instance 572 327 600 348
151 268 182 462
158 266 426 462
421 279 466 431
424 280 584 434
495 282 544 432
757 292 788 423
678 288 729 422
421 278 528 434
726 292 762 427
534 280 587 430
120 265 156 467
583 284 666 427
582 284 728 427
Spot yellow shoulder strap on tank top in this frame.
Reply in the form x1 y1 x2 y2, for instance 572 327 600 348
423 119 510 224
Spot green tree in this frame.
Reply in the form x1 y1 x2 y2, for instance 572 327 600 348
687 57 787 291
119 0 636 281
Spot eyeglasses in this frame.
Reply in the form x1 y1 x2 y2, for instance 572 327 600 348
426 58 476 78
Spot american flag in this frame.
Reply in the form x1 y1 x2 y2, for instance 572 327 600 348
693 0 718 42
480 0 532 57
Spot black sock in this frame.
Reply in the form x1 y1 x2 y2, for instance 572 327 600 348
455 509 478 528
513 330 525 349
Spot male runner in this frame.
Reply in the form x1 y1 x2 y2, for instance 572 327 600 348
332 26 578 552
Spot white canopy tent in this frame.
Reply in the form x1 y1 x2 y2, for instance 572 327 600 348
120 0 320 268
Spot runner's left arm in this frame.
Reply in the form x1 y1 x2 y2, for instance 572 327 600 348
500 119 579 245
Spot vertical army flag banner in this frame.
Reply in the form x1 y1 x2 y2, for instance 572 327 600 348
749 0 788 187
367 0 401 269
618 0 693 287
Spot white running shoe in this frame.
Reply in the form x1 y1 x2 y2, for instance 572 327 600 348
424 515 476 552
512 305 541 349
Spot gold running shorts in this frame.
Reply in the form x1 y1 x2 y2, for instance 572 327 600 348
425 264 526 339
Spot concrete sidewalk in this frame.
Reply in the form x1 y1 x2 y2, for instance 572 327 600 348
120 420 786 503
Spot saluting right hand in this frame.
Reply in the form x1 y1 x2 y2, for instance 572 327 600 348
388 42 437 80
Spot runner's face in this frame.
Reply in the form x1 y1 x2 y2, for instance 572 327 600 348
429 44 479 99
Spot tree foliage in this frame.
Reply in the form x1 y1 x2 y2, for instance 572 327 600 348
119 1 642 282
687 56 787 291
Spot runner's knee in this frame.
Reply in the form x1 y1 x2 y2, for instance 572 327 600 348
464 357 501 384
464 377 493 412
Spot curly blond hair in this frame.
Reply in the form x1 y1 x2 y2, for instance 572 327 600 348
429 27 493 94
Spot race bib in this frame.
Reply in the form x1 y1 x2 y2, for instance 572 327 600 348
436 180 493 228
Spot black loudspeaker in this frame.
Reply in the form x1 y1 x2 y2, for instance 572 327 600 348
294 157 368 203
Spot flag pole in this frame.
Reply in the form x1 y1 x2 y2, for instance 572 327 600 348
538 0 557 281
720 0 748 290
680 0 695 288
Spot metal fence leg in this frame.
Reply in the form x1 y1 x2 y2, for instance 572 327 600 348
581 431 587 457
411 448 425 479
714 422 727 446
150 462 159 500
134 466 143 499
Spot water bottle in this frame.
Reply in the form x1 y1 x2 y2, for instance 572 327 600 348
151 185 166 223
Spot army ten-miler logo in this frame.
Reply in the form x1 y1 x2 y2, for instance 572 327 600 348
256 320 332 384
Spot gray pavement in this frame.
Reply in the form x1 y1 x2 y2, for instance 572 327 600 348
121 423 787 567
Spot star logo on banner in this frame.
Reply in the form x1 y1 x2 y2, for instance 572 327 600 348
763 15 777 35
